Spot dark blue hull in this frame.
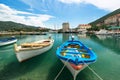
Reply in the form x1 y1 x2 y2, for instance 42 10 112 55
0 37 17 46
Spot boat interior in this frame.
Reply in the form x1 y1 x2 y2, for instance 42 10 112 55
0 37 16 42
14 40 51 51
21 40 51 48
61 43 90 58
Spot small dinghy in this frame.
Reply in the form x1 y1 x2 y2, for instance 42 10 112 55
0 37 17 46
56 36 97 80
14 37 54 62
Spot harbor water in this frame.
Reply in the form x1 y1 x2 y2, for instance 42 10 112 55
0 33 120 80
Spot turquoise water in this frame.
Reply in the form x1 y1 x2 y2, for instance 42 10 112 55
0 34 120 80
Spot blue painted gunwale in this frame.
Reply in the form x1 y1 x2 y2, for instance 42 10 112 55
56 40 97 65
0 37 17 42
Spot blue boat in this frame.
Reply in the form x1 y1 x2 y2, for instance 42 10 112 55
0 37 17 46
56 36 97 80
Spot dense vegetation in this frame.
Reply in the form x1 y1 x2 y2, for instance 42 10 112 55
0 21 40 32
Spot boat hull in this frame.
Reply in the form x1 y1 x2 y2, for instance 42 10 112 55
0 39 17 46
56 39 97 80
61 60 88 79
15 40 54 62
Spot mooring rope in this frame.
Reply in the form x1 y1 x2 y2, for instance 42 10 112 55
86 64 103 80
54 57 72 80
54 53 104 80
75 51 104 80
77 54 104 80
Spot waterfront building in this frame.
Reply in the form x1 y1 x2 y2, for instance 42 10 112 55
62 22 69 32
77 24 91 33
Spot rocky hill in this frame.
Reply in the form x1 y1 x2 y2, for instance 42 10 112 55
90 8 120 27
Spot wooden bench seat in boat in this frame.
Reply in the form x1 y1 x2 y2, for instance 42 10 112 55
21 41 50 48
19 46 43 51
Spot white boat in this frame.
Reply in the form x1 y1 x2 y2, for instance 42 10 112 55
14 38 54 62
0 37 17 46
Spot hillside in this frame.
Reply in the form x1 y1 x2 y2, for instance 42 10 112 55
90 8 120 25
0 21 39 31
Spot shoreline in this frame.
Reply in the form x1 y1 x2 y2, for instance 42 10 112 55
0 32 46 36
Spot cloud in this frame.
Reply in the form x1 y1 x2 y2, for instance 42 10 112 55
0 4 53 27
21 0 48 12
85 0 120 11
59 0 120 11
59 0 84 4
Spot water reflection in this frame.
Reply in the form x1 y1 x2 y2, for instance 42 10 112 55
0 34 120 80
0 53 47 80
16 35 49 45
77 34 87 38
62 33 69 42
96 35 112 40
91 35 120 54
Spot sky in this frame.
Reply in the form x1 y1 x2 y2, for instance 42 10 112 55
0 0 120 29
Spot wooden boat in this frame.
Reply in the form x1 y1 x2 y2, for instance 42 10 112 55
0 37 17 46
14 38 54 62
56 37 97 80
